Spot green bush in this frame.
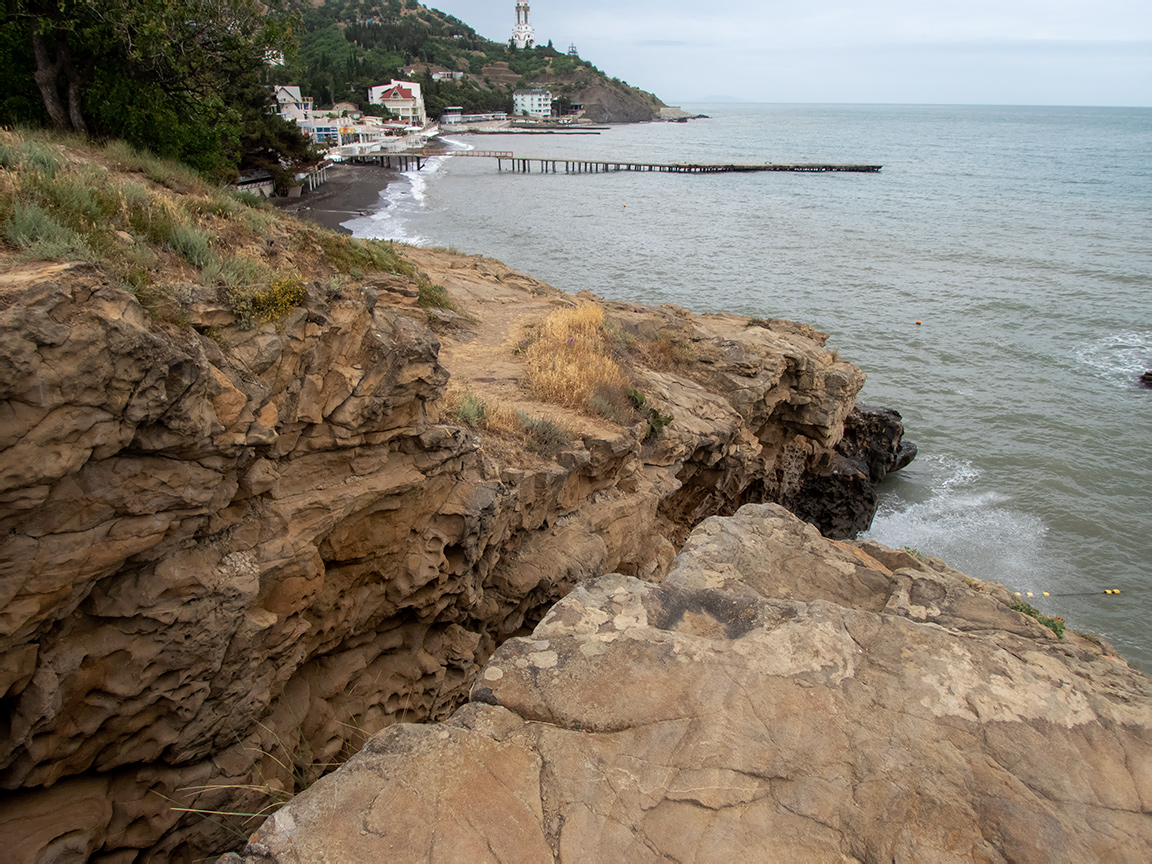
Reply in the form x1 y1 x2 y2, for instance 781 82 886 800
168 223 214 267
5 202 90 260
417 282 454 309
319 233 414 277
627 388 674 440
454 393 487 428
228 275 306 330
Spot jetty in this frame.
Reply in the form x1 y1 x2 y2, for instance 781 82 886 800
348 148 881 174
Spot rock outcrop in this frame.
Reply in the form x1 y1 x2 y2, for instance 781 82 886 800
783 403 917 538
0 249 907 861
239 504 1152 864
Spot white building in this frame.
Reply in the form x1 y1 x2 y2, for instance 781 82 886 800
273 85 313 123
512 2 535 49
368 80 427 127
513 88 553 118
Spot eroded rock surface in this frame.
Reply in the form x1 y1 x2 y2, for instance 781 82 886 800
242 505 1152 864
0 251 906 861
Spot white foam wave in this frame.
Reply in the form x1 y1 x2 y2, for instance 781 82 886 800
1072 331 1152 388
342 154 453 245
865 454 1049 591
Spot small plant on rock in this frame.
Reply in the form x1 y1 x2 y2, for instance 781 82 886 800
1010 600 1066 639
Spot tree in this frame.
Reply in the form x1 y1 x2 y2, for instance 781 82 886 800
2 0 317 178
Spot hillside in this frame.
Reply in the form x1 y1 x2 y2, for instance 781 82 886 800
277 0 667 122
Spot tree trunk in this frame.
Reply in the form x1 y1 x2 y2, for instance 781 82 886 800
30 28 72 131
58 38 88 134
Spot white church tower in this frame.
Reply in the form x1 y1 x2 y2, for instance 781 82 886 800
512 2 535 49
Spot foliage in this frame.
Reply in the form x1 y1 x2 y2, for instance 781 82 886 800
1010 601 1066 639
228 275 307 330
518 413 570 458
2 0 315 179
453 393 487 429
4 201 90 260
627 389 674 441
318 233 414 277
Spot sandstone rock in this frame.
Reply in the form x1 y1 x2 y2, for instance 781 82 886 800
0 249 900 860
243 505 1152 864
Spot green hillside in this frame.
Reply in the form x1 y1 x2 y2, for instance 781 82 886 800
277 0 666 121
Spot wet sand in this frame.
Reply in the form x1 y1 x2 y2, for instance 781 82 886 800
273 163 396 234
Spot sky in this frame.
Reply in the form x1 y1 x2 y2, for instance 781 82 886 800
429 1 1152 106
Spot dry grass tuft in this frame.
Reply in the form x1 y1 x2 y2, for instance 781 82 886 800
519 303 632 413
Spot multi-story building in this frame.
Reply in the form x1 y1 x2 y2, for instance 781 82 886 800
513 88 553 118
367 80 427 128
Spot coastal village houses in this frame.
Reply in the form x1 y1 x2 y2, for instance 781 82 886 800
273 85 313 124
513 88 554 118
368 80 427 128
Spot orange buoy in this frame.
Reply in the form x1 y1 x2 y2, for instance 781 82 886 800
915 320 922 326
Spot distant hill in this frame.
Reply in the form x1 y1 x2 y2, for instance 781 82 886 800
278 0 666 122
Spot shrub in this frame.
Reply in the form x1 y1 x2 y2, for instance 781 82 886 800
519 413 570 457
319 233 414 277
5 202 90 260
228 275 306 330
627 388 673 440
417 282 455 309
168 223 214 268
453 393 487 428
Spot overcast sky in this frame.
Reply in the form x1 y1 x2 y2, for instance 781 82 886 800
429 1 1152 106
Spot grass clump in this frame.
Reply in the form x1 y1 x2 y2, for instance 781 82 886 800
168 223 214 268
228 275 307 330
1010 600 1066 639
5 202 90 261
417 282 455 310
519 412 571 457
453 393 488 428
319 233 414 277
519 303 633 415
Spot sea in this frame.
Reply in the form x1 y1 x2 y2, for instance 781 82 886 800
343 104 1152 669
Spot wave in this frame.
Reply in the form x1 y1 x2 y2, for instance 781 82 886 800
1072 331 1152 388
864 454 1050 592
342 152 454 245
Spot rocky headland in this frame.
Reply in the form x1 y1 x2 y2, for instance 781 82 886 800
1 135 1148 863
1 227 909 859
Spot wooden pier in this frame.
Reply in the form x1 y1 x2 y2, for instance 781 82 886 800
358 148 880 175
497 158 881 174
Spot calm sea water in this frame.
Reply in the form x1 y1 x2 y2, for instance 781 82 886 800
345 104 1152 669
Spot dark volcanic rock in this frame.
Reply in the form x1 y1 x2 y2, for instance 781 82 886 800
783 403 916 539
1141 370 1152 388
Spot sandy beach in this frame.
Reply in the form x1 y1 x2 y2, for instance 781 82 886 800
273 162 396 234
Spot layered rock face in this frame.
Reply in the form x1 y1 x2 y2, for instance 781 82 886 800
240 504 1152 864
0 253 900 861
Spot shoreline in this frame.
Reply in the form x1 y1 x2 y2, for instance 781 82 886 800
272 162 397 235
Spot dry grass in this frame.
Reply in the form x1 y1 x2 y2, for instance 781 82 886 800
519 303 632 412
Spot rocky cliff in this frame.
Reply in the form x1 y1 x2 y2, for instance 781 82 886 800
236 504 1152 863
0 240 901 861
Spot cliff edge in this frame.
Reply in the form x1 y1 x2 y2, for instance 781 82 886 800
0 133 909 861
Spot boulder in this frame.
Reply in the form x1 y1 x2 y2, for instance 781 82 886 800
1140 370 1152 388
242 504 1152 864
